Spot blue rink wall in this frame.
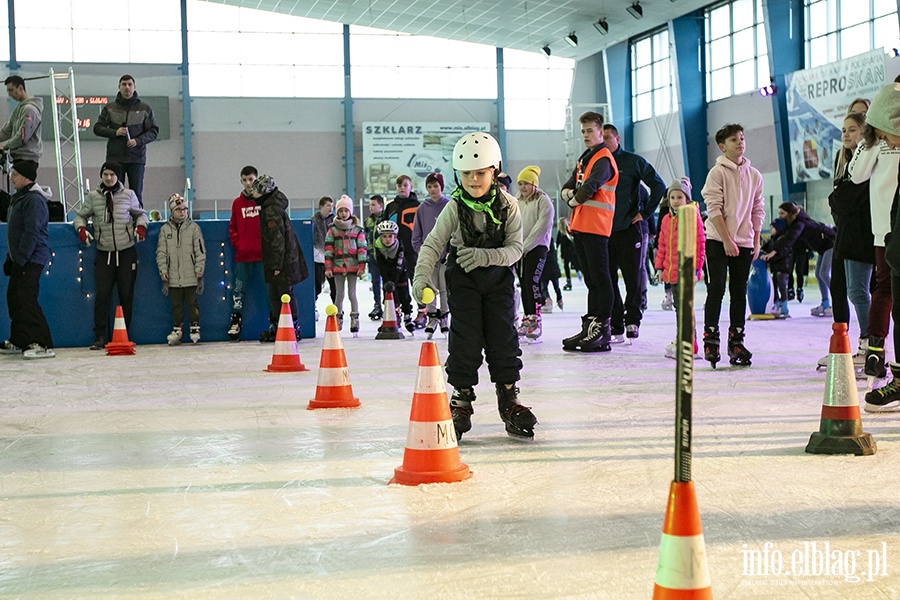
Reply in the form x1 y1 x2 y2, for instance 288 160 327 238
0 220 316 347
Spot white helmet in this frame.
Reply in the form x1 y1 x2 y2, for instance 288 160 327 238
452 132 502 171
376 220 398 235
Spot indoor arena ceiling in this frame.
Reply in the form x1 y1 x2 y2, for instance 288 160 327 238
203 0 714 61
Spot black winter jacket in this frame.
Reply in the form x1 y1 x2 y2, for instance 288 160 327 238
93 92 159 164
256 188 309 285
829 173 875 264
774 210 835 256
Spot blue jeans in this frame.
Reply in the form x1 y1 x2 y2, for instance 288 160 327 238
231 260 264 313
368 255 381 307
815 248 833 306
122 163 146 207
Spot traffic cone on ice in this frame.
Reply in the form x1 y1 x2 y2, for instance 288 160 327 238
390 341 472 486
308 305 360 409
652 481 712 599
376 290 404 340
265 294 309 373
105 306 136 356
806 322 876 455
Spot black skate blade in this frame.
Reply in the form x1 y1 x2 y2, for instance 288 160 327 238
505 424 535 440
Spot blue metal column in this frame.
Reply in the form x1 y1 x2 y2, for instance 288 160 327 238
763 0 804 204
180 0 194 202
603 42 633 149
6 0 18 70
343 24 354 197
670 11 708 208
496 47 507 161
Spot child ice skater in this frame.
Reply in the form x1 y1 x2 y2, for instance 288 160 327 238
760 218 792 317
325 195 367 334
654 178 705 359
412 172 450 338
373 219 413 329
157 194 206 345
413 132 536 440
701 123 765 367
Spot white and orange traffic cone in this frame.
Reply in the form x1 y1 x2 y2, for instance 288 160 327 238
376 290 404 340
105 306 136 356
390 341 472 485
265 294 309 373
308 305 360 409
806 322 876 455
652 481 712 599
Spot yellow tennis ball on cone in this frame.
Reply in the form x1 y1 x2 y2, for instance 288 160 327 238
422 287 435 304
281 294 290 303
326 304 338 317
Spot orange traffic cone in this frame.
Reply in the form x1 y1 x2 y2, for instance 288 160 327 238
105 306 136 355
308 306 360 409
806 322 876 455
265 294 309 373
390 341 472 486
652 481 712 599
376 290 404 340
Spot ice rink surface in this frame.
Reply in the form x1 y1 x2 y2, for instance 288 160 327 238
1 280 899 599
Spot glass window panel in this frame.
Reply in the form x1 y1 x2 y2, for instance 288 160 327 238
653 30 669 61
732 60 756 95
352 66 401 97
654 59 670 89
874 0 895 17
710 68 731 102
72 0 127 29
295 66 344 97
295 34 344 66
188 0 239 32
72 29 127 62
634 93 652 121
757 54 770 89
507 99 553 130
189 31 242 64
635 65 652 94
839 0 868 28
732 28 754 62
635 37 651 67
504 48 540 68
808 1 828 37
757 23 768 55
549 66 575 99
710 37 732 70
809 36 828 68
732 0 753 31
448 68 496 98
18 29 73 61
190 64 241 96
874 14 899 51
129 30 182 63
840 23 870 59
242 32 293 64
127 0 181 30
240 64 294 97
654 88 671 115
709 5 730 40
16 0 72 29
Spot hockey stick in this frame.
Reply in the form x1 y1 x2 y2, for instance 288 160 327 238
674 204 697 483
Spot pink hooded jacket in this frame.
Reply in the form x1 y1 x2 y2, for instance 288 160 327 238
701 155 765 249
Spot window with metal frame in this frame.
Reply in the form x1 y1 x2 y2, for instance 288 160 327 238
503 49 575 130
805 0 899 69
704 0 769 102
631 27 677 122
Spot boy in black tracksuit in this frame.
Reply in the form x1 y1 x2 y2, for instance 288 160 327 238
373 220 413 324
413 132 537 440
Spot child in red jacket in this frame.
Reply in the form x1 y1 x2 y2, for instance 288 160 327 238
655 178 705 359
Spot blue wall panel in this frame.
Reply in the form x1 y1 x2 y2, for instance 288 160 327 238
0 220 316 347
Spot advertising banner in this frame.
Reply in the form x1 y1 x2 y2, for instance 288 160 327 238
785 49 886 183
362 122 490 196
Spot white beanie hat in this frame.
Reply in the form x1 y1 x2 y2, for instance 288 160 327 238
866 83 900 136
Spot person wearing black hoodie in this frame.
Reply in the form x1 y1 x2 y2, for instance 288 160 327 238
384 174 425 327
93 75 159 207
250 174 308 342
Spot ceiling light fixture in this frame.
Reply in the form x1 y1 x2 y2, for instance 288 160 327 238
626 3 643 19
593 19 609 35
564 32 578 47
540 45 551 57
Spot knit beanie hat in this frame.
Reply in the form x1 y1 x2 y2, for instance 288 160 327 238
517 165 541 187
425 172 445 190
252 174 276 196
336 194 354 215
666 177 692 202
866 83 900 136
496 172 513 190
771 218 787 233
11 159 37 182
169 193 187 211
100 161 124 182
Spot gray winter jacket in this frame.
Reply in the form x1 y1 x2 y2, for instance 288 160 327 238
0 96 43 162
156 217 206 288
73 184 148 252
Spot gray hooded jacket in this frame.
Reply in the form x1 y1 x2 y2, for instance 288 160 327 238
0 96 43 162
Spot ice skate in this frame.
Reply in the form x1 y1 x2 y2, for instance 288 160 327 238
610 331 629 345
89 337 105 351
368 306 383 321
810 303 832 317
424 311 440 340
562 315 591 351
189 324 201 344
865 336 887 391
450 388 475 440
0 339 21 354
578 317 611 353
350 312 360 337
23 343 55 359
167 326 183 346
519 315 542 344
563 281 572 291
336 312 344 331
542 297 553 314
661 288 674 311
404 313 415 334
556 297 564 311
414 309 427 330
626 324 639 340
727 326 752 366
259 323 276 343
496 384 537 440
664 340 677 360
703 326 720 369
227 312 242 342
439 312 450 334
865 363 900 412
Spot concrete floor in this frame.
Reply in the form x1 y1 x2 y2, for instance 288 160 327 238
1 279 899 599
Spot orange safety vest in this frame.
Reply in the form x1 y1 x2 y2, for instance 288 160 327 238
569 147 618 237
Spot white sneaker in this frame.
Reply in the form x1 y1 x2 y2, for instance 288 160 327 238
0 339 21 354
23 344 55 359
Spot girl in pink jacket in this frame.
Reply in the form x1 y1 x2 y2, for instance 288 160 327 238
655 178 705 359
